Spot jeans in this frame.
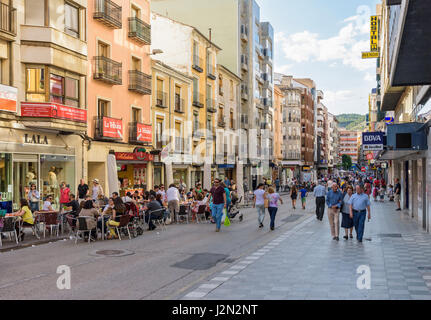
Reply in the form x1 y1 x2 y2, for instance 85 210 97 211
256 205 265 225
29 201 39 213
212 203 224 230
268 207 278 229
353 210 367 241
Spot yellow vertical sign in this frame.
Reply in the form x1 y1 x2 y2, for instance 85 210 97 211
370 16 379 52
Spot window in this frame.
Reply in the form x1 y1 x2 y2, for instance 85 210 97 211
132 107 141 123
218 106 224 123
230 80 234 100
207 116 212 133
193 78 199 101
65 2 79 38
156 78 164 106
98 99 110 117
156 117 164 149
26 67 45 102
98 41 109 57
132 57 141 71
175 85 182 111
230 109 234 129
49 74 79 107
193 41 199 59
175 121 182 151
193 112 199 132
131 5 141 18
219 75 223 95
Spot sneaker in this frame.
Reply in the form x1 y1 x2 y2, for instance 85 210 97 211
396 208 401 211
270 226 274 231
259 223 263 228
215 228 220 232
343 236 348 240
335 237 339 241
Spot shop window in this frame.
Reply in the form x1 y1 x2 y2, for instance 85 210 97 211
26 67 46 102
0 153 12 202
65 2 79 38
40 155 75 210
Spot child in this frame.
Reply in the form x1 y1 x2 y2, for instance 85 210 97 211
387 184 394 202
299 186 308 210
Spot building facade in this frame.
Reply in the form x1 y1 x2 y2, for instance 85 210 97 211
327 112 340 172
339 130 360 165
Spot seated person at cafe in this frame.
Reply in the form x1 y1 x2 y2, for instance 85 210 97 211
132 190 141 202
98 197 114 234
122 192 134 204
6 199 34 241
63 194 80 217
43 195 54 211
78 200 99 241
156 193 169 220
106 197 126 239
145 195 163 231
191 193 208 221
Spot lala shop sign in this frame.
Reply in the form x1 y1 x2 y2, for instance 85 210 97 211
24 134 48 145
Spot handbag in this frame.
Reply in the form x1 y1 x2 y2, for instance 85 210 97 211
224 215 231 227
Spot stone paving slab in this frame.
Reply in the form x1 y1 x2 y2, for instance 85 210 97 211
184 200 431 300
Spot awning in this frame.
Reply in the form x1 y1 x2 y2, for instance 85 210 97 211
378 150 421 161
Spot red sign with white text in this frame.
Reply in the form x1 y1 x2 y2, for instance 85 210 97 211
21 102 87 123
136 123 152 142
103 117 123 139
115 152 154 161
366 153 374 160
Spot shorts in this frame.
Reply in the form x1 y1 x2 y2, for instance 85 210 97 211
301 197 306 203
394 194 400 201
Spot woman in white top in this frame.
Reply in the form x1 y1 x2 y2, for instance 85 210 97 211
43 195 54 211
341 185 354 240
91 179 104 201
253 183 267 229
27 183 40 212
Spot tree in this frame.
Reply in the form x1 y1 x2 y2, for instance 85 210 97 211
342 155 353 171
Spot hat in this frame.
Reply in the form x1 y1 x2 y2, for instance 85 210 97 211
93 178 99 183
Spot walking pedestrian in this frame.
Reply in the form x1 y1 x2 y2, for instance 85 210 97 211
394 178 401 211
77 179 89 204
27 183 40 213
267 187 283 231
91 179 103 201
326 183 343 241
253 183 267 228
313 180 327 221
290 185 298 209
166 184 180 223
341 185 354 240
299 185 308 210
349 184 371 243
210 178 227 232
275 178 280 193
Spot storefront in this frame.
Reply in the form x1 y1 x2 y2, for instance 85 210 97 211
115 149 154 196
217 164 235 182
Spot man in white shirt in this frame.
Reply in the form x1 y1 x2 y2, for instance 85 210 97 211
166 184 180 222
253 183 267 229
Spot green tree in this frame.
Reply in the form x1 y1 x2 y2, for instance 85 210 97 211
342 155 352 170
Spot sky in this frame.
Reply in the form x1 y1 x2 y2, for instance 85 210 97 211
255 0 381 116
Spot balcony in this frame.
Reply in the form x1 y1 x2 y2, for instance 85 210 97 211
93 0 122 29
174 95 184 113
128 70 151 95
0 3 16 37
193 93 204 108
20 102 87 133
192 55 203 73
207 64 216 80
256 72 264 85
94 116 123 141
241 115 249 129
129 122 152 145
241 90 248 101
193 130 204 140
240 25 248 42
206 99 217 113
218 119 226 128
128 17 151 45
156 91 168 108
93 56 122 85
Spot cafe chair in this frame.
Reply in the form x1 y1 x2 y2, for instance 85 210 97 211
115 215 132 240
19 216 41 240
148 208 166 232
196 205 208 223
0 217 19 246
75 217 96 244
38 212 60 238
176 205 189 224
65 215 77 239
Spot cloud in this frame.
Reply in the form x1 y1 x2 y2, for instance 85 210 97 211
275 64 293 74
276 5 375 72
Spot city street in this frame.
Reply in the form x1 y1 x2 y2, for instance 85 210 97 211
2 195 431 300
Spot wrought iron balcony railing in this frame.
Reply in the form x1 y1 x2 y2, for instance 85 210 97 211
174 95 184 113
93 0 122 29
156 91 168 108
93 56 122 85
0 3 16 36
128 17 151 45
128 70 151 95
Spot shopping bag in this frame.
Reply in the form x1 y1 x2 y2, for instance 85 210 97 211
221 208 227 223
224 215 231 227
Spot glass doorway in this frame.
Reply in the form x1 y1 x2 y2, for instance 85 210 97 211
13 155 38 210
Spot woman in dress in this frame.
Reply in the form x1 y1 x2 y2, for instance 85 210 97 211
341 185 354 240
290 185 298 210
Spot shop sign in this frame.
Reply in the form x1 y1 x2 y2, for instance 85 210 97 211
21 102 87 123
136 123 152 142
24 134 48 145
115 151 154 162
366 153 374 160
0 84 17 113
103 117 123 139
370 16 379 52
362 132 384 151
302 166 311 172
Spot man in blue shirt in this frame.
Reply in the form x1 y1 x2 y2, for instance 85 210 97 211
313 180 327 221
326 183 344 241
349 184 371 243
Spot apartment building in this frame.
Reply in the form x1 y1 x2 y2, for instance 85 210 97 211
376 0 431 232
327 112 340 172
274 74 302 183
87 0 152 196
151 0 274 192
272 85 283 182
339 130 360 165
0 0 88 210
316 90 328 176
151 59 193 188
150 12 220 189
216 64 241 186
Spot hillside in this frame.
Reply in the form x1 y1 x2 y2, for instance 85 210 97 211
336 114 366 131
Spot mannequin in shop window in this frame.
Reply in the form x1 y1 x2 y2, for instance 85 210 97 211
48 166 58 200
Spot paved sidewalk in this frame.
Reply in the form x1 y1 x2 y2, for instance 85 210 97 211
183 200 431 300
